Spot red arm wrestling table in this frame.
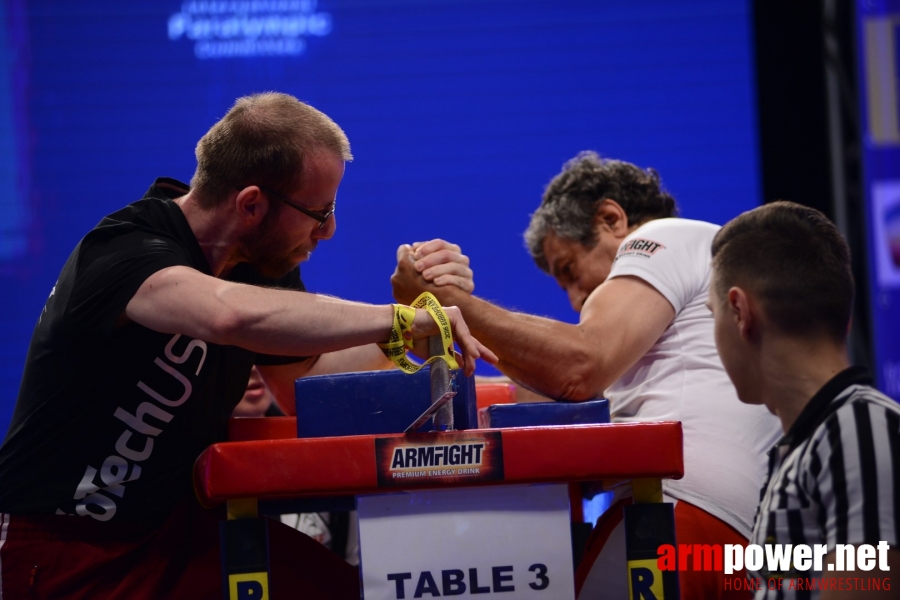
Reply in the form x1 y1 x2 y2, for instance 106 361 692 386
194 420 683 600
197 420 682 504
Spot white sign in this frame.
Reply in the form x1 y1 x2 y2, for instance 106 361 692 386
357 484 575 599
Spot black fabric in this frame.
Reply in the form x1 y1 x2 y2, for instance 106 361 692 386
747 366 900 596
779 365 871 452
0 178 308 525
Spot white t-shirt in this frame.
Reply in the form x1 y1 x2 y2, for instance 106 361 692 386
606 218 781 537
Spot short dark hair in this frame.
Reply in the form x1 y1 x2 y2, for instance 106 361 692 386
191 92 352 209
525 151 678 272
711 201 853 343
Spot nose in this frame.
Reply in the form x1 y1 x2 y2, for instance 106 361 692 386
313 214 336 240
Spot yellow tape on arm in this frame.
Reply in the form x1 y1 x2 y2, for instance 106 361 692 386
410 292 460 370
376 293 460 374
377 303 429 374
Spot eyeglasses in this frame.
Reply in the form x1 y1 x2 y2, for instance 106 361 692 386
258 186 335 229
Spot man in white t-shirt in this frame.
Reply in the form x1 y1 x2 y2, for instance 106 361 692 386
391 151 781 599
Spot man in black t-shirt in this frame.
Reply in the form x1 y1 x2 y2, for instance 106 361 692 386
0 92 494 599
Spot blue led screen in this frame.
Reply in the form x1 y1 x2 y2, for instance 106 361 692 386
0 0 760 435
857 0 900 400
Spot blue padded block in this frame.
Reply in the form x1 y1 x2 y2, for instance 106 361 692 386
294 366 476 438
482 398 610 428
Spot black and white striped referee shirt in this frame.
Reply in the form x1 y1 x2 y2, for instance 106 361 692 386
749 366 899 600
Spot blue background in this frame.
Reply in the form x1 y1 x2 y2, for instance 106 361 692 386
0 0 761 436
857 0 900 398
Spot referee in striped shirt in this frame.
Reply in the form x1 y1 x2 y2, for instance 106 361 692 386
708 201 899 599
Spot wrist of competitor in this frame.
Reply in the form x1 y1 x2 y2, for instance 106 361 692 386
376 292 460 373
377 303 418 358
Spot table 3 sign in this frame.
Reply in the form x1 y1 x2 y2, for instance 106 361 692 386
386 563 552 598
357 484 575 599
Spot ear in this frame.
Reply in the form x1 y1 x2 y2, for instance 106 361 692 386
727 286 757 342
234 186 270 225
593 199 630 239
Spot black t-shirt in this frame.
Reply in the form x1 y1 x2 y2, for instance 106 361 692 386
0 178 307 525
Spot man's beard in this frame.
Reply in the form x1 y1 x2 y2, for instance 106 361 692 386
240 215 313 279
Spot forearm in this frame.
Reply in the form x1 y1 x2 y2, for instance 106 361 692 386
128 267 395 356
393 241 672 397
217 286 395 356
437 287 604 400
474 375 551 403
305 344 395 376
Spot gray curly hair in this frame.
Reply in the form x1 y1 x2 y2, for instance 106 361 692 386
525 151 678 272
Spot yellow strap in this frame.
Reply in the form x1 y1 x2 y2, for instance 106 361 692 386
377 292 460 373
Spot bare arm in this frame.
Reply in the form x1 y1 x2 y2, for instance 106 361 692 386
475 375 551 403
393 247 674 400
126 265 494 374
304 344 395 376
257 345 393 414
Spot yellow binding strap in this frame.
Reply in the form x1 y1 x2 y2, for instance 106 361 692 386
377 292 460 373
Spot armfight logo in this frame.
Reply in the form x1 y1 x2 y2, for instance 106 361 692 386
644 542 893 595
375 431 504 488
167 1 333 59
616 238 665 261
